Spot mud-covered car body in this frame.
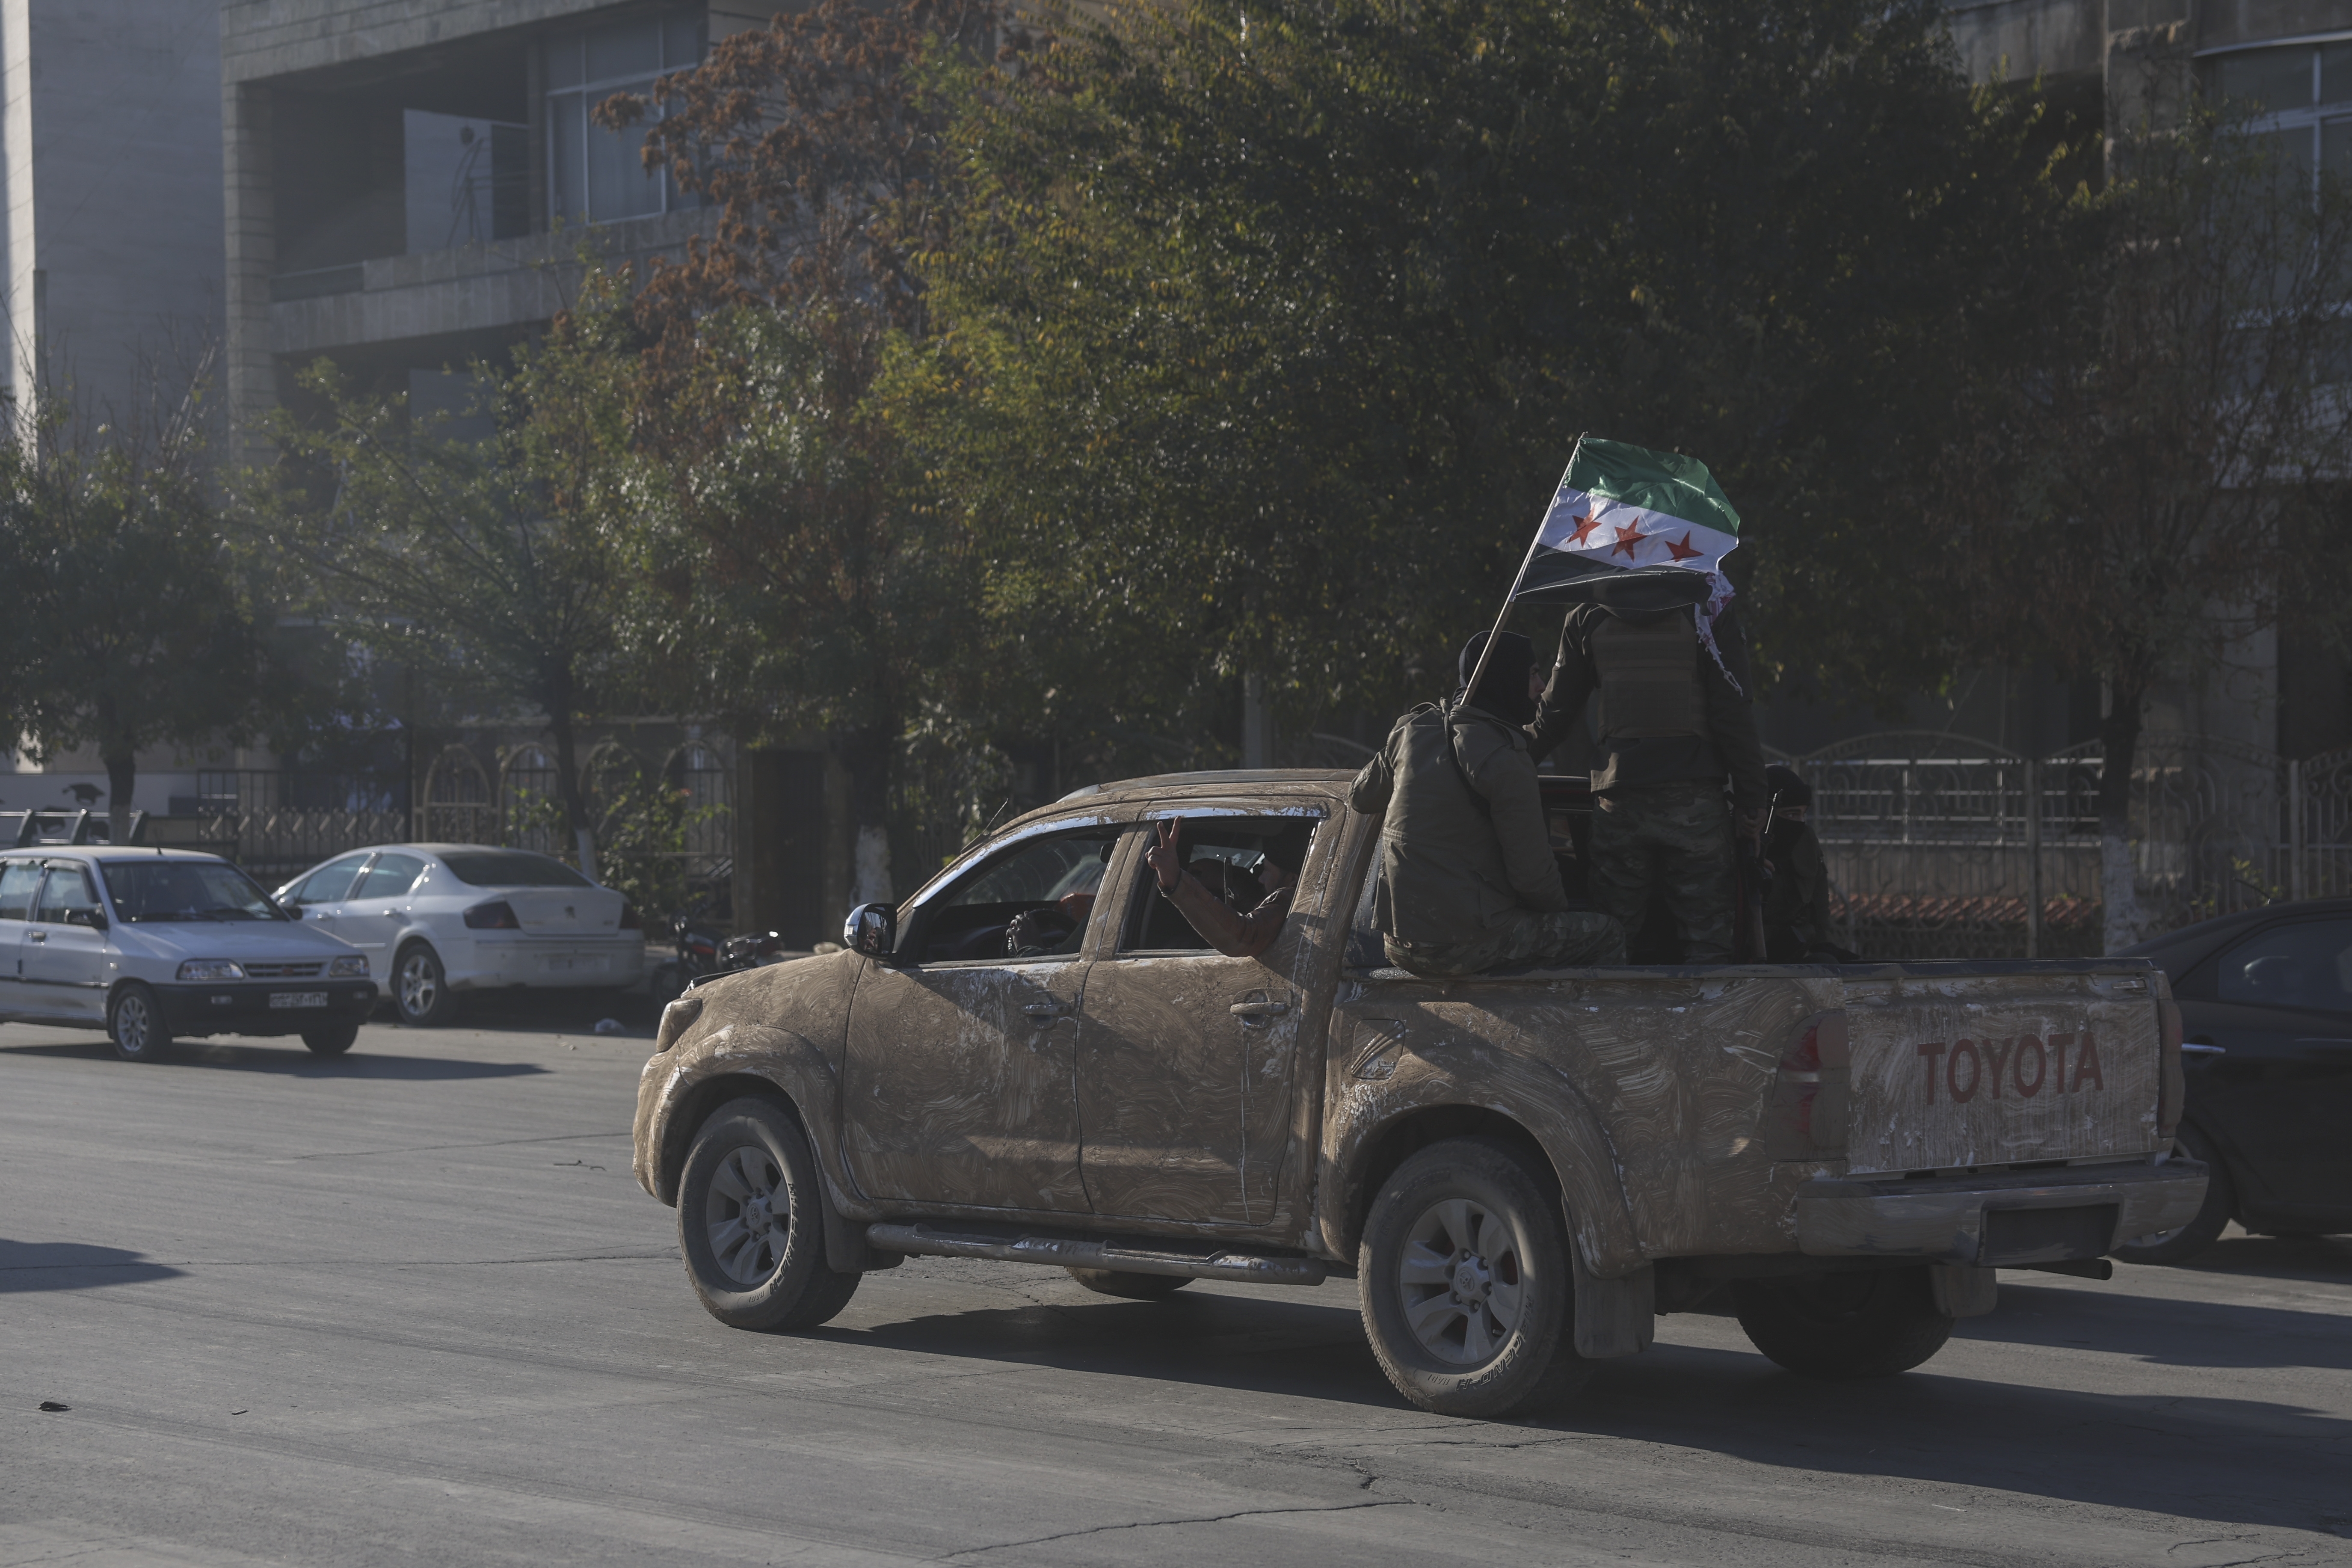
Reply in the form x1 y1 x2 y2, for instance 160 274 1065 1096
634 770 2205 1408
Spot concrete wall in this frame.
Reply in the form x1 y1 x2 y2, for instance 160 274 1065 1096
2198 0 2352 51
0 0 222 429
1945 0 2104 85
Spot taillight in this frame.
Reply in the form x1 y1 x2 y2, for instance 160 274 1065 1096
619 902 641 931
1763 1012 1850 1159
2156 997 2184 1143
464 900 520 930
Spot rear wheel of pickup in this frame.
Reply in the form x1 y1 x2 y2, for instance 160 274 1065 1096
677 1097 861 1331
1066 1267 1192 1300
1733 1267 1952 1378
1359 1137 1593 1418
2112 1123 2232 1266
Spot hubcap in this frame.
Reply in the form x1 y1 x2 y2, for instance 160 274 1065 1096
117 995 151 1054
1398 1197 1525 1366
399 953 438 1017
703 1144 789 1287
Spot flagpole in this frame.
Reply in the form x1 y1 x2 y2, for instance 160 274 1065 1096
1464 431 1586 705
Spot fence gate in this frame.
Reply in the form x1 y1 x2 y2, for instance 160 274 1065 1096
422 745 495 845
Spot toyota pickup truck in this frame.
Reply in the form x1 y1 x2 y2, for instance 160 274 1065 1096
631 768 2207 1418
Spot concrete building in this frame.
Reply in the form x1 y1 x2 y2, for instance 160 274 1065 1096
1759 0 2352 764
219 0 795 447
0 0 223 432
216 0 852 942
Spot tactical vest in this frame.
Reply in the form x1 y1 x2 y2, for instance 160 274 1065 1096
1591 610 1706 740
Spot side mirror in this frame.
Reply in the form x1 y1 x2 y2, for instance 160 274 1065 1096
276 898 303 919
844 902 897 957
66 907 108 931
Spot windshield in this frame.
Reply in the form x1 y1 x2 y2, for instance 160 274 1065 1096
101 860 284 922
438 850 593 889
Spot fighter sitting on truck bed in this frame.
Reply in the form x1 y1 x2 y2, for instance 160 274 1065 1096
633 768 2207 1419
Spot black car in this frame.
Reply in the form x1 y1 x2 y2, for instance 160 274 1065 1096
2115 898 2352 1262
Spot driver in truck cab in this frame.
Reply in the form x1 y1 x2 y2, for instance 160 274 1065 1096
1349 630 1625 976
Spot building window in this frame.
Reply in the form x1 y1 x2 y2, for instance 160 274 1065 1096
2207 41 2352 193
545 10 705 227
406 111 530 252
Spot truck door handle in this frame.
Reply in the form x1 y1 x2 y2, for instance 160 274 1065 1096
2180 1041 2226 1056
27 931 45 943
1022 1002 1066 1020
1230 1000 1289 1018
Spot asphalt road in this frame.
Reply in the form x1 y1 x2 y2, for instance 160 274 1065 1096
4 1008 2350 1568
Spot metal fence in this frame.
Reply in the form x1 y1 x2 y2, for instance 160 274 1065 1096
1784 731 2352 960
187 737 738 897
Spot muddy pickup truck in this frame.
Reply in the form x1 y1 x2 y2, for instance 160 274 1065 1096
632 768 2207 1417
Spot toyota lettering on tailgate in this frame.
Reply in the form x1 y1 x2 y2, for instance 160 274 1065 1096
1914 1032 2106 1104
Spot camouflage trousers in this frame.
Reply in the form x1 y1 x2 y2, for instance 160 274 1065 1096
1384 908 1626 978
1588 781 1734 963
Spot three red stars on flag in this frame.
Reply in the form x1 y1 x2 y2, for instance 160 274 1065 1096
1571 512 1708 565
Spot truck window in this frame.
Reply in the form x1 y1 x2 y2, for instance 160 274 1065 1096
2213 919 2352 1015
1119 816 1320 953
911 825 1120 964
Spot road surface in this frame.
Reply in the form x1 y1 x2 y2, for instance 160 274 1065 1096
5 1009 2349 1566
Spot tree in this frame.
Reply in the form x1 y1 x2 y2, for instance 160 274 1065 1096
5 390 275 844
597 0 993 901
1934 101 2352 950
895 0 2068 746
242 330 637 867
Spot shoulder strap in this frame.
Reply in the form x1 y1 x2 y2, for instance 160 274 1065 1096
1440 702 1493 821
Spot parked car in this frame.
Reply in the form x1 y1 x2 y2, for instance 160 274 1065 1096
0 847 376 1060
2114 898 2352 1262
274 844 645 1027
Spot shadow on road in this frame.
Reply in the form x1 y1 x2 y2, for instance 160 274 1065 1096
0 1238 183 1292
825 1285 1403 1411
1561 1340 2352 1537
2170 1230 2352 1285
798 1273 2352 1535
1964 1275 2352 1370
0 1038 547 1079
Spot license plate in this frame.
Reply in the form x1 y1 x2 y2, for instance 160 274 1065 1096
545 957 607 974
269 992 329 1010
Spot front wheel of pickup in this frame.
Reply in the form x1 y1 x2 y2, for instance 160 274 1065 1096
1359 1137 1593 1418
677 1097 861 1331
1733 1267 1953 1378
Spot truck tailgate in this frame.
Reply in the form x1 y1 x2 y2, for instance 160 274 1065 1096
1842 967 2166 1174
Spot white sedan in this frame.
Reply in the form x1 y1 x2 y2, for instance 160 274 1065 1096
274 844 646 1026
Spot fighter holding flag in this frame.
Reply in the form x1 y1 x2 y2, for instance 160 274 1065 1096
1506 436 1769 963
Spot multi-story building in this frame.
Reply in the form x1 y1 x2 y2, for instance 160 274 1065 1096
220 0 785 446
0 0 223 430
205 0 850 943
1760 0 2352 763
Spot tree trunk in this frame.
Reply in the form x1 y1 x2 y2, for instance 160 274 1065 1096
838 723 895 906
2096 683 2146 955
104 750 136 846
545 669 597 880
